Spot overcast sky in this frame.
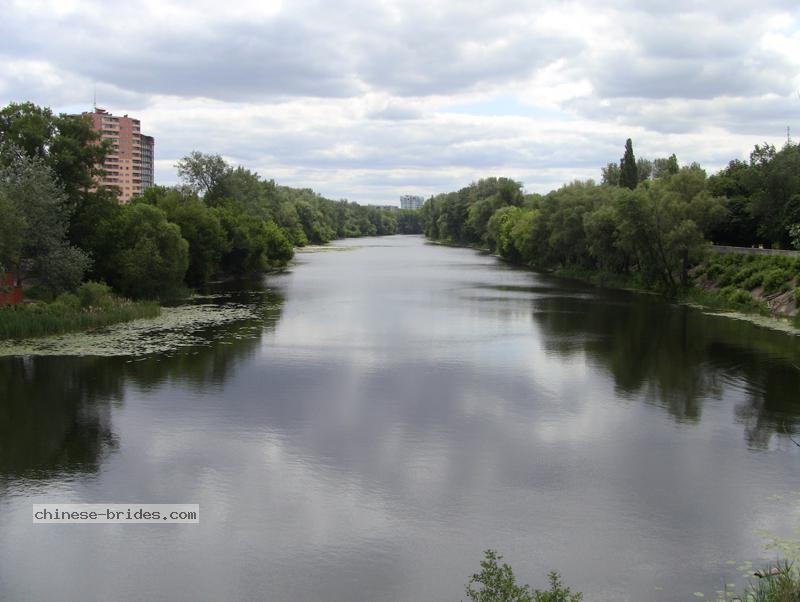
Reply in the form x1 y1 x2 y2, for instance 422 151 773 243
2 0 799 204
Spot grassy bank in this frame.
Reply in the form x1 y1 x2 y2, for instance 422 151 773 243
0 282 160 340
689 253 799 327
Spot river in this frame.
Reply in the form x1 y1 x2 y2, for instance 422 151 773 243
1 235 799 601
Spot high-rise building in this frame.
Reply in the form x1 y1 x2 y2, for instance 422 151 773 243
400 195 424 210
83 108 155 203
140 134 155 191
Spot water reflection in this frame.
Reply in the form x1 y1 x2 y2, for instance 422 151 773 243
530 286 800 446
0 237 798 602
0 286 283 480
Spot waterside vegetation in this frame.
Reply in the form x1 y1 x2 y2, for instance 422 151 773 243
0 281 159 340
0 101 421 339
420 140 800 325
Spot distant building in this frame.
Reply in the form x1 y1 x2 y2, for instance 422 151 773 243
140 134 155 191
400 195 424 210
83 108 155 203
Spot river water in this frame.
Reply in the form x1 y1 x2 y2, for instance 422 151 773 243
1 235 799 601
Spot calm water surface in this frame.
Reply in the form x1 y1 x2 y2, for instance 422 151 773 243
1 235 799 601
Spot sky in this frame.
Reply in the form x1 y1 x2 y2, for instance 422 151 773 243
1 0 799 205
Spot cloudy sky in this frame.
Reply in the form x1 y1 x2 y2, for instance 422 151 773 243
2 0 799 204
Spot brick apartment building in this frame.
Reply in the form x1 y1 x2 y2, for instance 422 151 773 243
83 108 155 203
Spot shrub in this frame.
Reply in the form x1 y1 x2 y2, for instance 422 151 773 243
743 273 765 290
727 289 754 306
51 292 80 313
465 551 582 602
76 281 114 310
762 268 792 295
718 287 752 306
706 263 724 280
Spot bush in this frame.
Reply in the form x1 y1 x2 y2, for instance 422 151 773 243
465 551 582 602
705 263 724 280
76 281 114 310
743 272 765 290
51 292 80 312
762 268 792 295
727 289 754 306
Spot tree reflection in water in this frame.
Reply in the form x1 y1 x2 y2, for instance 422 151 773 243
530 289 800 448
0 285 284 480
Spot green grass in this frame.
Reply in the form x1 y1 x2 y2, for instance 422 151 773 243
0 281 160 340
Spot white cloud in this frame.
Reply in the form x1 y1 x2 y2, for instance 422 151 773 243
1 0 798 203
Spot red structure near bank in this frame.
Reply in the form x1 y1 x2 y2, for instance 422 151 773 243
0 272 22 306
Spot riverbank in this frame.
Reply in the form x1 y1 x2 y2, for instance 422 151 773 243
430 239 800 332
556 258 800 331
0 282 160 341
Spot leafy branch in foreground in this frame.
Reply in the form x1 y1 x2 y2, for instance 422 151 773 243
464 550 582 602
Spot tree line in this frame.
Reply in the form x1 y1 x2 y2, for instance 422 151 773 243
0 102 422 301
421 139 800 294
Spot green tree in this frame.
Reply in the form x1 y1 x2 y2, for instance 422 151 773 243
0 102 108 208
107 204 188 299
486 206 524 259
619 138 638 190
138 187 228 285
263 220 294 267
615 172 725 290
583 195 628 272
601 162 620 186
68 188 124 284
176 151 232 197
749 142 800 247
789 224 800 250
0 153 90 293
636 157 653 182
652 154 679 179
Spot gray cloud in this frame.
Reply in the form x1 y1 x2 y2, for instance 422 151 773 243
1 0 798 202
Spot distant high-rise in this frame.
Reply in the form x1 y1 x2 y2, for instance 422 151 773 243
83 108 155 203
140 134 155 191
400 195 424 210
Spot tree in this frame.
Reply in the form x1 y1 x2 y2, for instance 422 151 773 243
636 157 653 182
138 187 229 285
0 102 108 208
653 154 679 179
0 153 90 293
263 220 294 267
790 224 800 250
106 204 189 299
619 138 638 190
176 151 232 197
601 162 620 186
615 174 725 291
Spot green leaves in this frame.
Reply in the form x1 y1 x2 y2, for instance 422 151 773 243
619 138 638 190
465 551 583 602
0 153 90 293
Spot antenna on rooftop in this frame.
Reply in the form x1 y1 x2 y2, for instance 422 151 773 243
93 84 97 111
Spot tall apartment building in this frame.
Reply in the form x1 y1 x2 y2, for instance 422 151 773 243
84 108 155 203
400 194 424 210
